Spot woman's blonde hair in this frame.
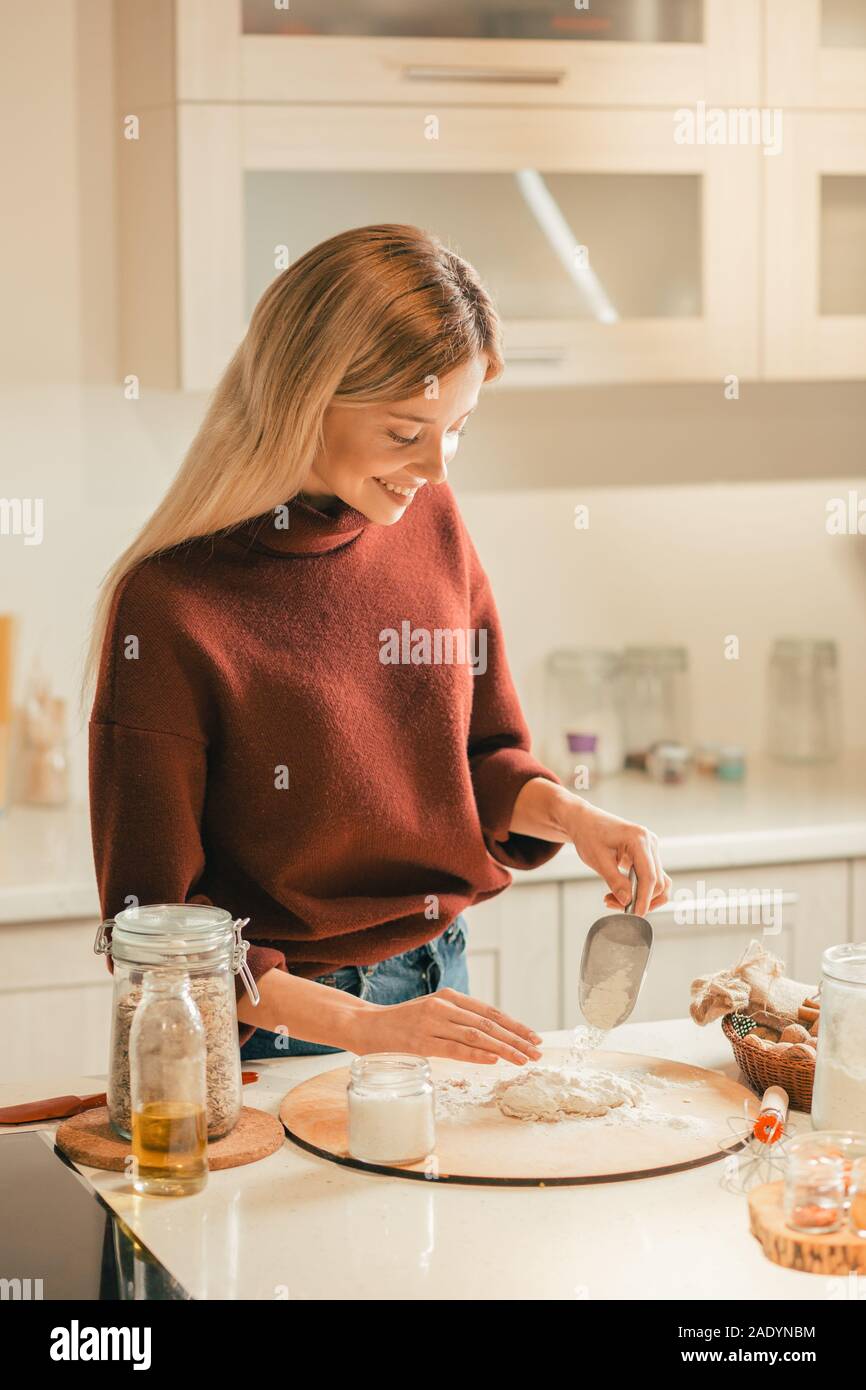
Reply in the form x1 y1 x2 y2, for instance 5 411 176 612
83 224 503 705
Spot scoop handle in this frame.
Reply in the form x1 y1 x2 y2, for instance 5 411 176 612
624 865 638 914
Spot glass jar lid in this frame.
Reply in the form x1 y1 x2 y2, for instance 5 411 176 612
623 645 688 671
770 637 838 668
101 902 234 957
93 903 260 1003
821 942 866 986
349 1053 432 1096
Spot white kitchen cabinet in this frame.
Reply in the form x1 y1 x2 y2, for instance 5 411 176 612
766 0 866 109
0 917 112 1083
462 883 561 1031
182 0 761 108
561 860 850 1027
764 111 866 379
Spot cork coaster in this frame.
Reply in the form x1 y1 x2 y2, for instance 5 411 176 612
749 1181 866 1275
55 1105 284 1173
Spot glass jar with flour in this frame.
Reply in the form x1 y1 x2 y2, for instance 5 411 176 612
811 944 866 1132
347 1054 435 1166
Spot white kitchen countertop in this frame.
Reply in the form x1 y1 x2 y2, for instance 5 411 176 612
17 1019 850 1302
3 752 866 922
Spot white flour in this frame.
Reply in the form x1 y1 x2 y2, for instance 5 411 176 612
582 936 641 1029
435 1064 711 1135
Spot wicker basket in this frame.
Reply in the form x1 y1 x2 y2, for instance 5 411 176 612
721 1014 815 1112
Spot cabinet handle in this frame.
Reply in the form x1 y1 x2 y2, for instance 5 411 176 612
506 347 567 367
402 64 566 86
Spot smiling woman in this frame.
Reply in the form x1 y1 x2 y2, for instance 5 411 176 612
86 223 669 1068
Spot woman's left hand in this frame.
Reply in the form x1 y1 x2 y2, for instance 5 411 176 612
561 797 672 917
509 778 672 917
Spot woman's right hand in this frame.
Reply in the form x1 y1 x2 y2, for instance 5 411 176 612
350 989 543 1065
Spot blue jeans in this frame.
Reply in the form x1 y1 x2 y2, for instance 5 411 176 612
240 915 470 1060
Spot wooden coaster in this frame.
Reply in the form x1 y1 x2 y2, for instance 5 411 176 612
55 1105 284 1173
749 1181 866 1274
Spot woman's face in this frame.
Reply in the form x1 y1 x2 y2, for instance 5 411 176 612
303 355 488 523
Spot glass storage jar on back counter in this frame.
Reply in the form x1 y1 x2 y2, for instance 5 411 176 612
94 903 260 1140
621 645 690 769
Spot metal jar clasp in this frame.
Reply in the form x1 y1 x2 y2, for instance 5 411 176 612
232 917 260 1006
93 919 115 955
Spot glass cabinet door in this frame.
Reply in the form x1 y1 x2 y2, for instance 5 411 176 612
236 104 758 385
241 0 703 42
764 112 866 378
821 176 866 315
767 0 866 107
244 170 702 328
231 1 760 108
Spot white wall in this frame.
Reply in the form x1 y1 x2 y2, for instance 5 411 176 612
458 478 866 761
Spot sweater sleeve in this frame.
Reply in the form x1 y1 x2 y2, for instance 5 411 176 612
88 567 286 1045
465 538 564 873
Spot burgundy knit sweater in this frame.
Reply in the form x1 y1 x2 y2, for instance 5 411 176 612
89 484 562 1041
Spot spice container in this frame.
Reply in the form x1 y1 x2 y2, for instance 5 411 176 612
811 943 866 1132
645 741 690 784
784 1137 846 1234
621 646 689 769
784 1131 866 1234
767 638 840 764
566 732 598 789
716 745 746 782
347 1054 435 1166
545 649 624 780
95 903 260 1141
130 971 208 1197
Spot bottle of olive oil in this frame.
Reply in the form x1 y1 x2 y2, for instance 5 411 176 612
129 971 207 1196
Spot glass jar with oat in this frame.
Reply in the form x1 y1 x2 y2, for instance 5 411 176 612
95 903 260 1140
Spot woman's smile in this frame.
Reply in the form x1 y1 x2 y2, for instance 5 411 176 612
371 475 425 503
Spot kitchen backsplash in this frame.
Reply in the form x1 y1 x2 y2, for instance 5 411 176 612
1 383 864 803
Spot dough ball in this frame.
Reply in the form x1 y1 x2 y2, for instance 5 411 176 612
494 1067 642 1122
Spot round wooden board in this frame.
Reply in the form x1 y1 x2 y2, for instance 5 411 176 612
749 1181 866 1275
280 1049 753 1186
55 1105 284 1173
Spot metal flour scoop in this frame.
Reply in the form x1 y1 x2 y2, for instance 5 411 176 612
579 868 653 1029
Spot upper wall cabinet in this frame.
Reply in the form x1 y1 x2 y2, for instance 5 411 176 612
766 0 866 108
176 0 761 107
764 112 866 378
115 0 762 392
114 1 865 391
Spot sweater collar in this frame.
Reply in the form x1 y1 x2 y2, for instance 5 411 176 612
234 495 373 557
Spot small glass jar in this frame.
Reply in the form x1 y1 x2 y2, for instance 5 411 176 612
347 1054 435 1166
96 903 260 1140
767 638 840 763
130 971 208 1197
621 646 689 769
811 943 866 1132
784 1131 866 1234
545 649 624 780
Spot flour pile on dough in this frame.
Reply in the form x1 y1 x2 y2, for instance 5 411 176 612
491 1066 644 1122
